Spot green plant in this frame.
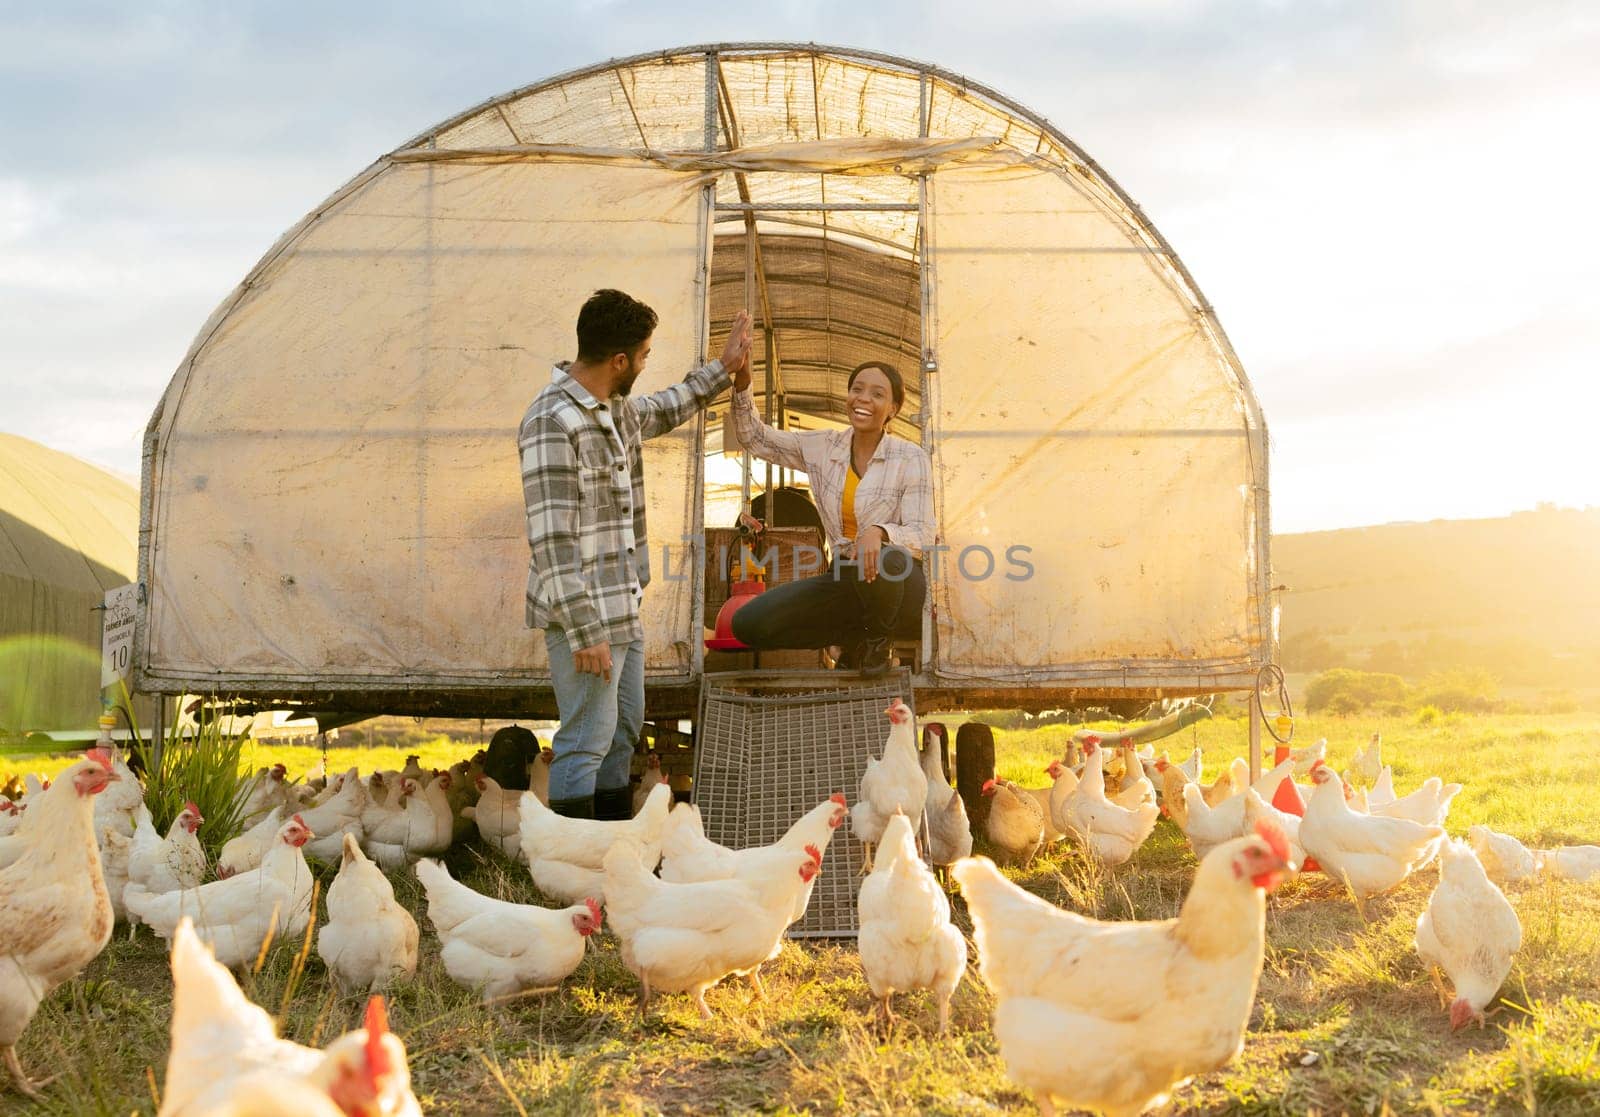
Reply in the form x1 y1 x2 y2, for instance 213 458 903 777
118 689 253 860
1305 668 1410 714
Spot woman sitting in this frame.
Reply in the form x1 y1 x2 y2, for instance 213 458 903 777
727 358 935 677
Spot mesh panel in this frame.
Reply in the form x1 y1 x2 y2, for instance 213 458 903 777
693 673 913 937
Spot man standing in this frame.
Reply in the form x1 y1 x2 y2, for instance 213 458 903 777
520 290 752 819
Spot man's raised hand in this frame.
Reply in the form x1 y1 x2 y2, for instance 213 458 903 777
722 309 754 386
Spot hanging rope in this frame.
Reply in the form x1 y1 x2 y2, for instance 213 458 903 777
1254 663 1295 745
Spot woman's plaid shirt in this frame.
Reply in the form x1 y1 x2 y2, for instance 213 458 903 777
518 359 727 651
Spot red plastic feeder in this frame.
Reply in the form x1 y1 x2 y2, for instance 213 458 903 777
1272 743 1318 872
705 578 766 651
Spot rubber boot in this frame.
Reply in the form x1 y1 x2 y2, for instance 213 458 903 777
594 785 633 821
549 794 595 820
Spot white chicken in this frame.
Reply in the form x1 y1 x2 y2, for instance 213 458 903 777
1467 825 1540 885
463 775 526 859
1348 732 1383 788
101 826 134 923
1366 765 1397 810
921 727 972 871
362 777 446 871
1178 755 1297 862
125 800 207 904
294 768 367 864
519 782 673 903
1372 776 1462 827
602 838 820 1018
407 773 456 860
91 744 145 840
849 698 927 869
0 750 118 1098
1371 776 1460 867
528 748 553 807
1534 844 1600 883
415 858 600 1003
633 753 667 816
659 794 847 929
1112 742 1157 810
160 918 420 1117
1020 781 1067 844
1241 788 1307 870
953 820 1296 1117
1288 737 1327 777
318 834 419 993
1297 762 1445 917
858 812 967 1033
1415 839 1521 1031
216 806 284 879
235 764 290 829
1053 742 1159 867
982 778 1046 866
128 815 316 969
0 799 21 839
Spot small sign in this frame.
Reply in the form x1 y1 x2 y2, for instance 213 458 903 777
101 583 137 689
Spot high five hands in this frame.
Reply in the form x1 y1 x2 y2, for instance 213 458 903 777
723 309 755 389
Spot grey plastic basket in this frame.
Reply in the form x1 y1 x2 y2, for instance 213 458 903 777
693 672 914 938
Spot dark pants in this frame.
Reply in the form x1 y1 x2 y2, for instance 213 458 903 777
730 550 925 651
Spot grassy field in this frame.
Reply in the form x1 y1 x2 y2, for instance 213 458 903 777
5 711 1600 1116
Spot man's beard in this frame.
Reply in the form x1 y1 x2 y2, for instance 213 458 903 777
616 355 641 397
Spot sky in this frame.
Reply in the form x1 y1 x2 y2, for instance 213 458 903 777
3 1 1597 534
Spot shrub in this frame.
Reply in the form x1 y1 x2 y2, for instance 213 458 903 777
1413 668 1500 713
1305 668 1410 714
1414 704 1443 725
120 694 253 860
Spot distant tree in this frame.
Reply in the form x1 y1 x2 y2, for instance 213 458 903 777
1281 628 1349 672
1413 668 1500 713
1305 669 1410 714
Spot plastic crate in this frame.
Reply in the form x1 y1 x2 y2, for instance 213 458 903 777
692 672 914 937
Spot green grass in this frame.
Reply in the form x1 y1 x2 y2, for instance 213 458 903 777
6 712 1600 1115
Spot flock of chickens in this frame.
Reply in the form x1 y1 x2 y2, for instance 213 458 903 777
2 707 1598 1116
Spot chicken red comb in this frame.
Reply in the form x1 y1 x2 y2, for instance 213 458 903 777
1155 757 1170 771
1081 738 1100 753
1122 737 1133 747
1046 761 1062 776
363 997 395 1084
86 747 113 772
272 763 287 776
585 897 603 926
804 843 823 866
183 800 200 816
291 813 307 827
830 792 846 806
1310 758 1328 770
981 778 997 794
1253 819 1292 865
1082 735 1101 747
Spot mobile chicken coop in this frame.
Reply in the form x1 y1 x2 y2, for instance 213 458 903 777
135 47 1276 919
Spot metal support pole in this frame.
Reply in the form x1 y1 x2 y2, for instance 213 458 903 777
1248 692 1261 784
151 697 166 772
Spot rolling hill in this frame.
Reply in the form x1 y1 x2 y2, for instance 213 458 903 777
1273 505 1600 693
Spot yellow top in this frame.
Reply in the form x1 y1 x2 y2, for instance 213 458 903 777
840 464 860 540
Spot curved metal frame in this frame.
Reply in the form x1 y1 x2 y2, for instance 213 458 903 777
135 42 1272 706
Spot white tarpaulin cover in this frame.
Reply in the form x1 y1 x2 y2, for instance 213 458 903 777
138 44 1269 701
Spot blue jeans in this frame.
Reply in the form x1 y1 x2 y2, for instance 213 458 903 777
544 630 644 801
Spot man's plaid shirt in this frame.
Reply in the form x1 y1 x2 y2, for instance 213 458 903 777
518 359 727 651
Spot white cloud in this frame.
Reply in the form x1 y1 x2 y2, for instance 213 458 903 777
1 2 1597 528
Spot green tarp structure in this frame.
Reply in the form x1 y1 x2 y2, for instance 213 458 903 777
0 434 138 733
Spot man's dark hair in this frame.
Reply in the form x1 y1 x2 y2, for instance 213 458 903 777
847 361 906 412
577 289 658 362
